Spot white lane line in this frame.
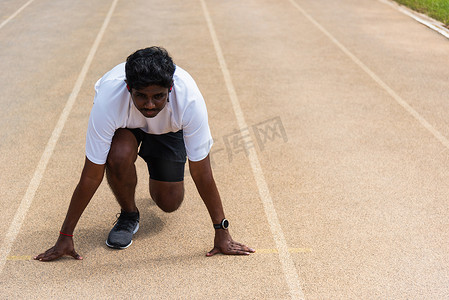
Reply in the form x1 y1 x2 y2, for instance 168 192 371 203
0 0 36 30
199 1 305 299
0 0 119 274
287 0 449 151
5 248 313 260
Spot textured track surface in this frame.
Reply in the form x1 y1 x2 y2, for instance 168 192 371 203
1 0 449 298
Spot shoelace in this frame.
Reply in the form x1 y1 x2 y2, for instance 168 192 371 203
112 212 138 231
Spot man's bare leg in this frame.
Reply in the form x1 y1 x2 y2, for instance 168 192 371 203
106 128 139 213
150 179 184 213
104 129 141 249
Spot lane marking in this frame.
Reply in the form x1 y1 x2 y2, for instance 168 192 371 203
257 248 313 254
0 0 119 274
0 0 36 30
5 248 313 260
199 1 305 299
378 0 449 40
7 256 32 261
287 0 449 151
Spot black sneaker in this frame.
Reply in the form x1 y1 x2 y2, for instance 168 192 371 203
106 210 140 249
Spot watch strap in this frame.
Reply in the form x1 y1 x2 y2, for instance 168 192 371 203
213 218 229 230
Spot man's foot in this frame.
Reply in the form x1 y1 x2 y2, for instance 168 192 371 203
106 210 140 249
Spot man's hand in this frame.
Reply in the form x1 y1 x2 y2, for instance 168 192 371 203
206 229 255 256
34 235 83 262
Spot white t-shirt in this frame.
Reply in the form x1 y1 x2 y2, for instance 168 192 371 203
85 63 213 164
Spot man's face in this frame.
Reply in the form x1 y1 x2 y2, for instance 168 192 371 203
129 85 169 118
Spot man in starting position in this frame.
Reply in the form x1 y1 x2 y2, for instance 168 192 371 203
35 46 255 261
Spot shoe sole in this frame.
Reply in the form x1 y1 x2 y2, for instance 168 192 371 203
105 223 139 249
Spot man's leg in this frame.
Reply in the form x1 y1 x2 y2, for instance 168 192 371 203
140 130 187 213
105 128 140 249
149 179 184 212
106 128 139 212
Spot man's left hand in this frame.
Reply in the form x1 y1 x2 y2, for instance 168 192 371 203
206 229 255 256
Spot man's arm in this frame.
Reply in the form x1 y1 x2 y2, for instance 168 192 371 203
189 155 255 256
34 157 105 261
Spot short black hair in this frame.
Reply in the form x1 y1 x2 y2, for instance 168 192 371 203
125 46 175 90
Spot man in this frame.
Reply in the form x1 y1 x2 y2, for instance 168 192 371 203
35 47 255 261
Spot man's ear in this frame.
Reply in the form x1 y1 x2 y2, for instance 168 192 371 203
124 80 131 92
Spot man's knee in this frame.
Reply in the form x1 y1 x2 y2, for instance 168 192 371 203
151 188 184 213
106 129 138 170
106 149 135 171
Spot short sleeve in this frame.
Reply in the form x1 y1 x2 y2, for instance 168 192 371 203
85 81 123 165
182 94 213 162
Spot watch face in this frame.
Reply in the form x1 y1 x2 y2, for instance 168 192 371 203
222 219 229 229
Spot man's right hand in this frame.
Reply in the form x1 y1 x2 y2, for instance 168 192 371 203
34 235 83 262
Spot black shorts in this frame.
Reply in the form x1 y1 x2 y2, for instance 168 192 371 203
128 128 187 182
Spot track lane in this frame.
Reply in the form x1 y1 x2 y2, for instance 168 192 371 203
2 0 449 298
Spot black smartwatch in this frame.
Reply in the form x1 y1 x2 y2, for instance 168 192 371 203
213 218 229 230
